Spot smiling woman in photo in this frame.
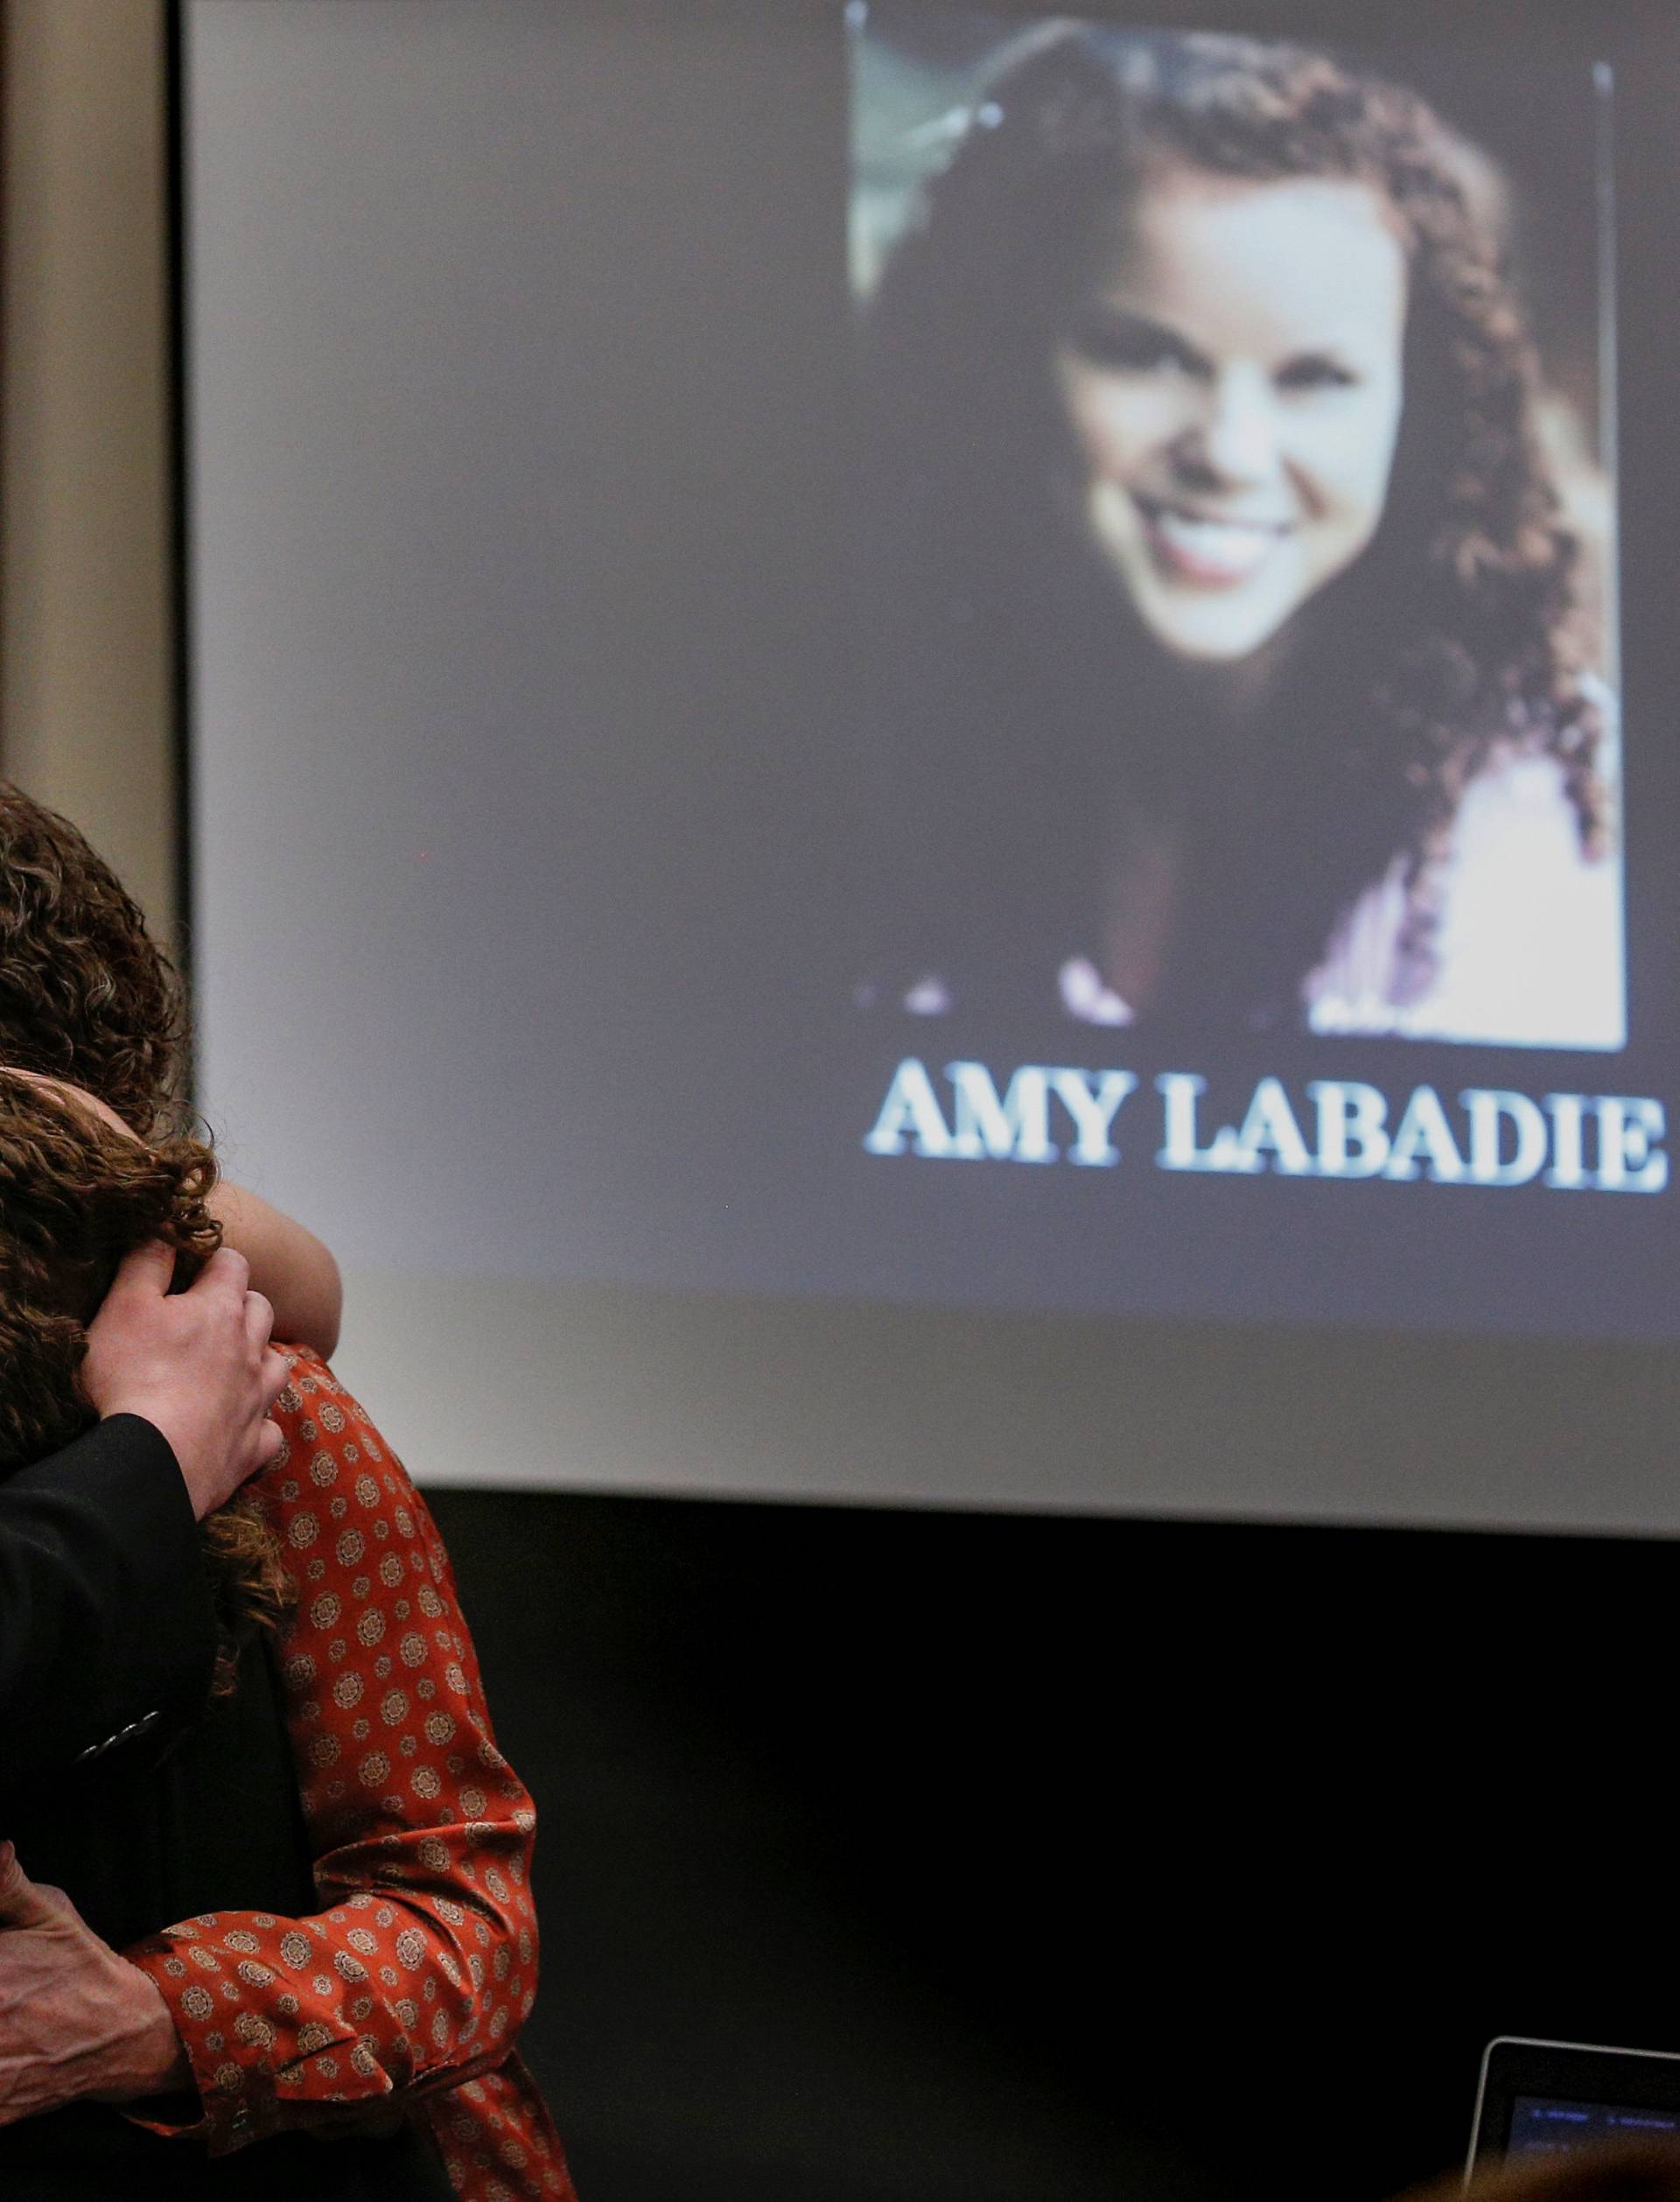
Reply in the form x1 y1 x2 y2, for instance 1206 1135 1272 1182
855 25 1620 1047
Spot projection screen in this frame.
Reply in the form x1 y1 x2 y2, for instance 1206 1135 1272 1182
178 0 1680 1526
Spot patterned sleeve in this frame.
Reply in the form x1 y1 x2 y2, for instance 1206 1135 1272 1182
121 1350 543 2159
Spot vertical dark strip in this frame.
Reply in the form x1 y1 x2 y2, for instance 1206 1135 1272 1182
164 0 197 1108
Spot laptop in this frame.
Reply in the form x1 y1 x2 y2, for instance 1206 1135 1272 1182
1470 2037 1680 2176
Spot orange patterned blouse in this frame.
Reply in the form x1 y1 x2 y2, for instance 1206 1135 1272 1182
121 1348 578 2202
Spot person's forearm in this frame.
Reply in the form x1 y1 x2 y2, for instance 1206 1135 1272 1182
207 1184 342 1357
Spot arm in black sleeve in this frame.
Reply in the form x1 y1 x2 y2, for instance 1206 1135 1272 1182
0 1416 218 1775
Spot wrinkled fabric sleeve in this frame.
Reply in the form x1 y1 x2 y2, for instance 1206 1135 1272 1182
120 1355 554 2176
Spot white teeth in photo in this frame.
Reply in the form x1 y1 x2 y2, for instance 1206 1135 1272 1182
1150 508 1284 573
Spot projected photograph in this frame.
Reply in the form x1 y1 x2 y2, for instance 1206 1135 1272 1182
849 8 1623 1050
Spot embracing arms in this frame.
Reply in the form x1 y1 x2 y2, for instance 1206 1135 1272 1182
1 1353 570 2195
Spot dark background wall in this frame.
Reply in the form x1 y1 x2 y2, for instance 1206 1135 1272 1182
427 1487 1679 2202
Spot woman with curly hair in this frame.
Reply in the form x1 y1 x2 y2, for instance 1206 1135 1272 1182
858 25 1620 1044
0 789 572 2200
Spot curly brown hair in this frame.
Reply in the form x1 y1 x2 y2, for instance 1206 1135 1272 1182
0 798 293 1693
861 27 1610 1020
0 783 192 1139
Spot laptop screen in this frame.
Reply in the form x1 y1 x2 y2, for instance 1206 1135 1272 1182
1511 2096 1680 2157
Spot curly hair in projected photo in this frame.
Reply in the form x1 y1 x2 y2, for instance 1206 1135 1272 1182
858 25 1620 1047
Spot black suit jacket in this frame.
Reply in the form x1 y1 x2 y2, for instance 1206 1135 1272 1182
0 1436 455 2197
0 1415 218 1777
